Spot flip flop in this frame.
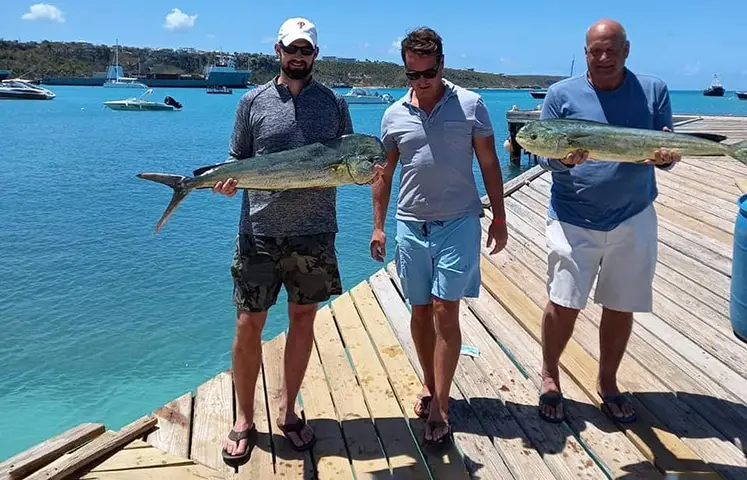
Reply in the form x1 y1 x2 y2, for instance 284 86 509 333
599 392 637 423
538 392 565 423
277 417 316 452
222 425 257 467
424 420 453 448
414 395 432 419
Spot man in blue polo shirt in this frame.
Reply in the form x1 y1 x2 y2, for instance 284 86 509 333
535 19 680 424
370 27 508 446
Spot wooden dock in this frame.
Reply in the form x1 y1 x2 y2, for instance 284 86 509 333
3 115 747 479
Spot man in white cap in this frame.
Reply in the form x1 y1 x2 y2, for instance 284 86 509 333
215 16 355 465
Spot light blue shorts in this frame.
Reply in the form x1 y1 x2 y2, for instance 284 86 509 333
394 215 482 306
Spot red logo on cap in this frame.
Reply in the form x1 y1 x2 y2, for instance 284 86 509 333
297 21 305 29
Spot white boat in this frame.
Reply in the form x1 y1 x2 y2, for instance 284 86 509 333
0 78 56 100
102 40 148 89
342 87 395 104
104 89 182 111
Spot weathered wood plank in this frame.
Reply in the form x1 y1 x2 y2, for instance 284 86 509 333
26 416 158 480
312 305 391 478
190 371 234 472
654 171 741 213
146 392 192 460
368 270 516 480
79 462 231 479
330 293 430 480
382 266 564 480
262 333 314 479
87 443 195 472
737 178 747 194
237 351 274 480
296 332 353 480
0 423 105 479
349 281 470 480
463 289 662 480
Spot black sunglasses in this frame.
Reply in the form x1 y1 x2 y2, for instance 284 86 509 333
405 56 442 80
279 42 315 56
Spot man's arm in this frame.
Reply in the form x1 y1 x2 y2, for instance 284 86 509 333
472 97 506 221
215 95 253 196
653 83 678 171
373 149 399 231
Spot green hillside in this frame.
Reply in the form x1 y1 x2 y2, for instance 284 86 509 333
0 39 564 89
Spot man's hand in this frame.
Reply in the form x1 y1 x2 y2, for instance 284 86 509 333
644 126 681 166
370 228 387 262
367 164 386 185
486 218 508 255
213 178 238 197
560 148 589 166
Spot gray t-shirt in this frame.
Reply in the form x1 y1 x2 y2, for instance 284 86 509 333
228 77 353 237
381 79 494 222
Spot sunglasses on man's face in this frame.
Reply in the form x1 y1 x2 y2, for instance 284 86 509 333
404 57 442 81
280 42 315 56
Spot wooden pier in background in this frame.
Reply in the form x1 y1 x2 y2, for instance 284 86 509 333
3 115 747 479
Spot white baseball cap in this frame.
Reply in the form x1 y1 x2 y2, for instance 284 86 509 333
277 17 317 48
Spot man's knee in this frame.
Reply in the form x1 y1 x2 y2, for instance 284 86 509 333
433 297 461 336
235 310 267 343
289 302 318 329
545 301 581 324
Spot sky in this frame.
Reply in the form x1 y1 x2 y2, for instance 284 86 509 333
2 0 746 90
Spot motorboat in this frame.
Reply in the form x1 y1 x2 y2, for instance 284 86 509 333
342 87 395 104
703 74 725 97
0 78 56 100
206 85 232 94
104 89 182 111
737 91 747 100
529 90 546 99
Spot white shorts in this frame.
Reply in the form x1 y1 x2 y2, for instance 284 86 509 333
546 204 658 312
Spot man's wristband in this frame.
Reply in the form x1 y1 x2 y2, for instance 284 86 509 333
492 217 506 225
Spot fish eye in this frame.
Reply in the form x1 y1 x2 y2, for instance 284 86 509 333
530 133 538 140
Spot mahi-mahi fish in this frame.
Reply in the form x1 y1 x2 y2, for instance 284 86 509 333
515 118 747 164
137 133 386 234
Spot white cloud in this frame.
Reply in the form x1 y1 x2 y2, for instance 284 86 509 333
22 3 65 23
163 8 197 32
206 33 215 40
389 37 402 54
683 60 702 76
363 42 370 48
260 36 275 44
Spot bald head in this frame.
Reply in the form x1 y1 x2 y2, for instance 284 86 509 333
584 19 630 90
586 19 627 46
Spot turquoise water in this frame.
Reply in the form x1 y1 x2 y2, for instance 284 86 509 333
1 84 746 460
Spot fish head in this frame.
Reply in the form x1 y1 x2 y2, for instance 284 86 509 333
515 120 570 158
339 134 387 184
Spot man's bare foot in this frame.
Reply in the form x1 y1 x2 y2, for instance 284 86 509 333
222 416 257 466
539 372 564 422
597 377 636 422
277 412 315 451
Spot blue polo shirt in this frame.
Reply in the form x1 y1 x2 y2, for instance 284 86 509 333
381 79 494 222
537 68 673 231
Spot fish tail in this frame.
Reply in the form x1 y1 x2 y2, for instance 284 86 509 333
729 140 747 165
136 173 193 235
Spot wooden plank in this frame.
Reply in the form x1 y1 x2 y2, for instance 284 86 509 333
190 371 234 472
463 289 662 480
655 171 742 211
237 351 274 480
349 281 470 480
737 178 747 194
483 165 545 207
382 266 566 480
296 333 354 479
262 333 314 479
79 462 232 479
86 444 194 472
312 306 391 478
146 392 192 460
26 416 158 480
368 270 516 480
329 293 430 480
1 423 105 479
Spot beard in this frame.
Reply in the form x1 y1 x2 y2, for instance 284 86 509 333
281 60 313 80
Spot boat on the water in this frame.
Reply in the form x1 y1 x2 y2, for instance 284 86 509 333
102 41 149 89
104 89 182 111
342 87 395 104
737 91 747 100
206 85 232 94
703 74 725 97
0 78 56 100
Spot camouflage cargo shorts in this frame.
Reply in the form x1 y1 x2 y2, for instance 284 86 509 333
230 232 343 312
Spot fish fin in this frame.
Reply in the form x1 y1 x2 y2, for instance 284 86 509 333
729 140 747 164
136 173 192 235
193 160 234 177
683 132 727 142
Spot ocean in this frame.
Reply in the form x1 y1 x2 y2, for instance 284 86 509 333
1 84 746 460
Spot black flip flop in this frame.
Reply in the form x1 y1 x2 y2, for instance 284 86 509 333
414 395 432 419
599 392 637 423
277 417 316 452
222 425 257 467
538 392 565 423
424 421 453 449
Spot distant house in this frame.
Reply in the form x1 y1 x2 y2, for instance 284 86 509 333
321 56 357 63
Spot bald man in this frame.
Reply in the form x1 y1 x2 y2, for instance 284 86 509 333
535 19 680 424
